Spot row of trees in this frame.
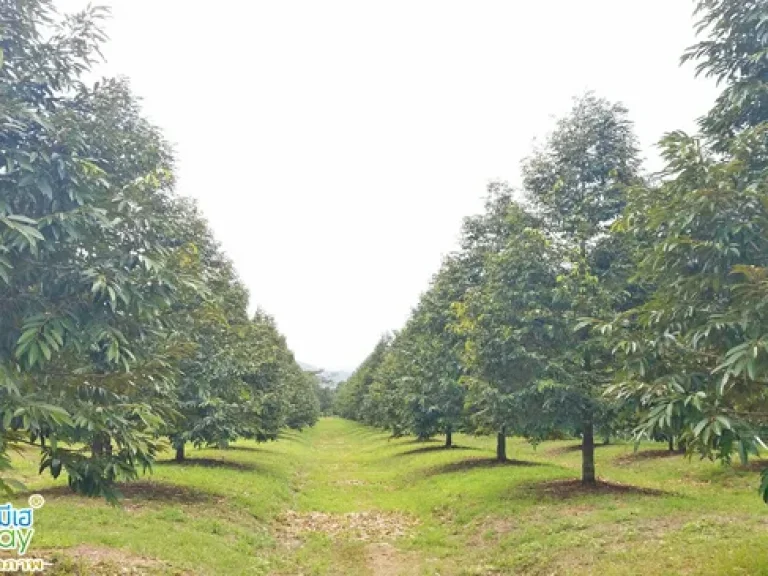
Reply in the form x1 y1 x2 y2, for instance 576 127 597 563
336 0 768 498
0 0 319 499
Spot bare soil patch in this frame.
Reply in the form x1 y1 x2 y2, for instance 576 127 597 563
34 545 177 575
275 510 418 543
524 479 667 500
365 543 420 576
468 516 518 548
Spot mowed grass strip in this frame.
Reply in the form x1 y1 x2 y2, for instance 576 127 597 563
5 418 768 575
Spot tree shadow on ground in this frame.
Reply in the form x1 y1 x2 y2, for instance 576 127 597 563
400 438 441 445
28 480 218 506
395 445 480 457
520 478 669 501
158 457 262 472
547 443 619 456
277 432 305 443
423 457 545 477
614 449 683 465
223 445 271 453
735 460 768 472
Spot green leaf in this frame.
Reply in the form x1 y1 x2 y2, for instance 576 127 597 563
36 178 53 199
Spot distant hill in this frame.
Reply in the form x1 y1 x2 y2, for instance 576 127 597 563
298 362 351 387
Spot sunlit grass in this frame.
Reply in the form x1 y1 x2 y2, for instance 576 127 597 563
6 418 768 575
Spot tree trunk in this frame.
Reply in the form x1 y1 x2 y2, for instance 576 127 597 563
603 433 610 445
668 436 674 452
175 443 185 462
445 428 452 448
582 418 596 485
40 435 45 448
92 436 103 458
92 433 113 458
496 426 507 462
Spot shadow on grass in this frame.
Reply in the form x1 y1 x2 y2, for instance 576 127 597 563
521 478 669 500
395 445 480 457
278 432 305 443
29 480 218 506
735 460 768 472
547 443 619 455
614 449 683 465
217 445 271 454
423 457 545 477
401 438 441 445
158 457 262 472
347 429 391 441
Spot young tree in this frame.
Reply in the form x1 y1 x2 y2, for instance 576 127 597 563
450 184 534 459
521 93 642 483
455 203 564 462
161 199 253 461
383 257 471 446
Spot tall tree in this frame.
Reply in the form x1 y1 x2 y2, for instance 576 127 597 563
455 202 564 462
434 183 527 458
0 1 194 498
388 256 471 446
522 93 642 483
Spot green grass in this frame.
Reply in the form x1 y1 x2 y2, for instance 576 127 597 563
7 418 768 575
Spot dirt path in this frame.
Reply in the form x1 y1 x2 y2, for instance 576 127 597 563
270 419 429 575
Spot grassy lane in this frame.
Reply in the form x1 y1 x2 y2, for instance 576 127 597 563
8 418 768 575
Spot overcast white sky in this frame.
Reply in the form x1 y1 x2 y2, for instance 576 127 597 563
58 0 719 371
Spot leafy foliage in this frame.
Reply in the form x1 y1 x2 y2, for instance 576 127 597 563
600 0 768 500
338 3 768 497
0 0 318 498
